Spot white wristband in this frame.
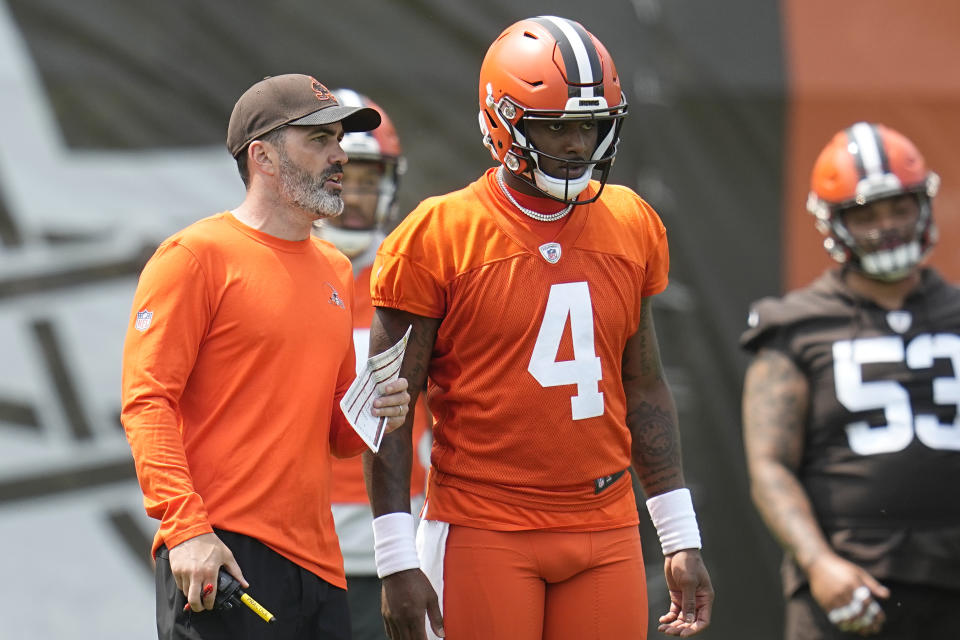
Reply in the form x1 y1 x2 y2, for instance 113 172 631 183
372 512 420 578
645 488 702 555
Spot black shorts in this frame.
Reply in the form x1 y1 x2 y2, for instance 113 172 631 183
785 581 960 640
155 529 351 640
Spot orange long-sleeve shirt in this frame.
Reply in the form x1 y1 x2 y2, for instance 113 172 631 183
121 212 364 588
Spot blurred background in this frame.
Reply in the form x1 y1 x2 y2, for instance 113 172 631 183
1 0 959 637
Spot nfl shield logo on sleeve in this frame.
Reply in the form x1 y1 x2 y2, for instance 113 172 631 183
538 242 562 264
135 310 154 332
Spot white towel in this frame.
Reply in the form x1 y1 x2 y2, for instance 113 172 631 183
415 517 450 640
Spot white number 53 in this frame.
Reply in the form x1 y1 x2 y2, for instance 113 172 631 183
834 334 960 454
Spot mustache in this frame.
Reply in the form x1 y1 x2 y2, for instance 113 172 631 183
319 163 344 182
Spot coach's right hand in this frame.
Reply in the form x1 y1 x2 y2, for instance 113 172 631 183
381 568 444 639
170 532 248 612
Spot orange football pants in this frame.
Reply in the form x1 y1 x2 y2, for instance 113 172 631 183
441 525 648 640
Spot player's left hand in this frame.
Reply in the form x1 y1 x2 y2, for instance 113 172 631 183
372 377 411 432
658 548 714 637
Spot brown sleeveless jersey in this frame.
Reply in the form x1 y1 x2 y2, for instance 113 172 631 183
741 267 960 593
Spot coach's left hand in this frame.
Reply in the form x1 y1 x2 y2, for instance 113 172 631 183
372 378 411 433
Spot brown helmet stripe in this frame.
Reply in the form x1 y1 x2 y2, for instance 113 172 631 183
529 16 603 99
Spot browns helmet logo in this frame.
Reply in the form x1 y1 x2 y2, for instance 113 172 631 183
310 78 335 103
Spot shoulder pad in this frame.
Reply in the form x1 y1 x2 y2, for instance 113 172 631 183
740 273 853 352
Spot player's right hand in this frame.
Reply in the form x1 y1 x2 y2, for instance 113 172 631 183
381 568 444 639
808 553 889 635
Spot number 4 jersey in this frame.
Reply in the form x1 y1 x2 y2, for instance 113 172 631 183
741 268 960 592
371 168 669 532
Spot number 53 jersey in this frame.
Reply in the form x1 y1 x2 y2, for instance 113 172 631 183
741 268 960 591
372 168 669 532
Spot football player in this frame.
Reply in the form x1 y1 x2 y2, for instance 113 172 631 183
364 16 713 640
742 122 960 638
313 89 430 640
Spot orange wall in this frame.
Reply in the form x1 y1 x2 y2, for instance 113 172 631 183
783 1 960 289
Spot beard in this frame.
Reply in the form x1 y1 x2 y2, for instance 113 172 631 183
277 150 344 218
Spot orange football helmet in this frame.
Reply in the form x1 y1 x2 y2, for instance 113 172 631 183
478 16 628 203
807 122 939 281
316 88 406 256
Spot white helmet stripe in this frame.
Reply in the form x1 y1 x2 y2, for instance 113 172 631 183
532 16 601 99
848 122 888 181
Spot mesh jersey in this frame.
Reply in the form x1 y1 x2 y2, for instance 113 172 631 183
741 268 960 592
121 212 363 589
372 168 669 531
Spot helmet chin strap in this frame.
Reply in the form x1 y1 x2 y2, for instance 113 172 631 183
531 162 594 200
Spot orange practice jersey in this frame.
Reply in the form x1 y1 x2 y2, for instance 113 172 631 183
330 263 429 505
372 169 669 531
121 212 363 589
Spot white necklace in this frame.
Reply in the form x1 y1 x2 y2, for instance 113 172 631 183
496 168 573 222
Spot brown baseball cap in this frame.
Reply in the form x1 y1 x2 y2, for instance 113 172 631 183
226 74 382 157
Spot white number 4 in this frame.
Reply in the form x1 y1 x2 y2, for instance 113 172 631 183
528 282 604 420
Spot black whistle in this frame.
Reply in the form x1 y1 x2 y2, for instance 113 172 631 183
213 568 277 624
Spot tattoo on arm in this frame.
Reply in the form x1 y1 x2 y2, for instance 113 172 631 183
743 348 831 569
364 308 440 516
622 301 659 384
628 400 682 490
623 298 685 495
743 349 806 468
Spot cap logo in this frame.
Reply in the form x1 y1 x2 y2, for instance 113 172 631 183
311 79 335 103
